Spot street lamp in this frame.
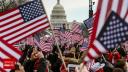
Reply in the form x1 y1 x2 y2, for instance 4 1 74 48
89 0 95 18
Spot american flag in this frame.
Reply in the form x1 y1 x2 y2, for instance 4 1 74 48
71 21 82 34
34 36 52 52
80 40 88 51
40 36 49 42
34 36 41 48
25 36 35 46
84 17 93 34
47 36 55 44
79 39 84 45
60 31 72 41
0 0 49 71
53 29 61 40
0 38 22 71
97 11 128 49
40 40 52 52
84 0 128 62
71 33 81 43
0 0 50 45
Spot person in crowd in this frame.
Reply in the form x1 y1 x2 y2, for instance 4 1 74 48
112 68 124 72
115 59 127 72
47 46 62 72
10 62 25 72
19 45 31 65
124 62 128 72
90 62 105 72
77 63 89 72
46 60 53 72
23 47 47 72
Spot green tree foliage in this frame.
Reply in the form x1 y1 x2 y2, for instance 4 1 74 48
0 0 27 12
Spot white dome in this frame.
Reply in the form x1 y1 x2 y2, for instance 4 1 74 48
51 3 66 19
50 0 68 29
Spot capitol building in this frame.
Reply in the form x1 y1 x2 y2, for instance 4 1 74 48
50 0 71 29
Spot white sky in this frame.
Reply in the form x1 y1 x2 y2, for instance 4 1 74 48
42 0 98 22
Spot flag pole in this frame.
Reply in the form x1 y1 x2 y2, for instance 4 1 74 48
39 0 67 70
102 54 107 62
79 63 85 72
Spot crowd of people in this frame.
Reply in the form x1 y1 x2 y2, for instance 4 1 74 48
9 41 128 72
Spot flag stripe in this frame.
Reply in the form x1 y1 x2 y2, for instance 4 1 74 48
0 65 6 72
120 0 128 18
120 0 127 18
0 9 19 20
125 15 128 23
111 0 119 13
0 18 23 32
124 10 128 20
0 48 13 58
72 23 79 31
71 22 81 34
1 39 22 55
84 56 90 63
8 23 49 44
0 42 21 60
117 0 123 15
0 12 21 27
40 41 52 52
0 51 9 59
106 0 113 18
0 39 22 60
96 0 109 37
4 17 48 41
87 52 95 60
0 15 46 37
0 55 11 72
0 14 21 26
89 48 99 58
1 15 49 44
93 40 108 53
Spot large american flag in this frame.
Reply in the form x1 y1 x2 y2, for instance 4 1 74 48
84 0 128 62
97 11 128 49
0 0 49 71
0 0 50 45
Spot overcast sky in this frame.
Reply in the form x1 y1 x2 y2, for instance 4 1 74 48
42 0 98 22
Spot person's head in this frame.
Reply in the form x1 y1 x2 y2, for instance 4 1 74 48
116 59 126 69
14 62 25 72
31 47 44 59
112 68 123 72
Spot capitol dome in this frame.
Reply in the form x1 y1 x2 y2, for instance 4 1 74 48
50 0 68 29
